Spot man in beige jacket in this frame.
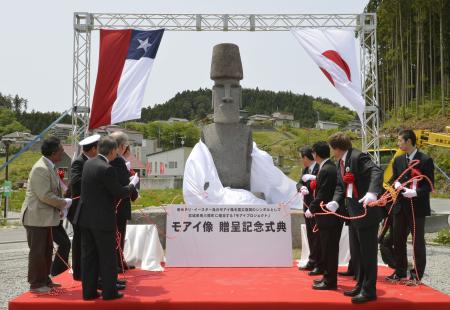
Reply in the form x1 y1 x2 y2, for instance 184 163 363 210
21 136 72 293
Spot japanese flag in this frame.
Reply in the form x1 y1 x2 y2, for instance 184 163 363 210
291 28 365 123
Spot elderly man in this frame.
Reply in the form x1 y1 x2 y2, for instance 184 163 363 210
109 131 138 271
21 136 72 293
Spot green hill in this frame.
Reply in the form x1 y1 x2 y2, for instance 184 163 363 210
141 88 356 127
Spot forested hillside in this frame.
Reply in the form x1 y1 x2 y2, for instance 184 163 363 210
141 88 356 127
366 0 450 122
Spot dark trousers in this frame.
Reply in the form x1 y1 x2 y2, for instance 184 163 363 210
393 209 426 278
116 216 127 268
81 227 118 299
71 223 82 280
51 221 71 276
348 224 359 277
319 221 343 285
25 226 53 289
353 224 379 297
305 216 322 269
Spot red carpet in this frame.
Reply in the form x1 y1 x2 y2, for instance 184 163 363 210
9 266 450 310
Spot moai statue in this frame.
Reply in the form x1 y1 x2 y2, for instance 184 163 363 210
201 43 253 190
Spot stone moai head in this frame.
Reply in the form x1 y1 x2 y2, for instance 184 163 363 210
210 43 243 123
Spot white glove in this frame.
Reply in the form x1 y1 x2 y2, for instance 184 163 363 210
394 181 403 190
325 201 339 212
64 198 72 209
402 188 418 198
358 192 378 206
305 209 313 218
125 161 131 171
300 186 309 196
302 174 317 182
129 174 140 187
60 208 69 219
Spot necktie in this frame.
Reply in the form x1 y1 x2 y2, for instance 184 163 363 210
340 159 345 177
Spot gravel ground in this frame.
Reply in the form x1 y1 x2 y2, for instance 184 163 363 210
1 228 449 310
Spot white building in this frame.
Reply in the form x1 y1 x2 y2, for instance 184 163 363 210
168 117 189 123
146 147 192 177
272 112 300 128
315 120 339 130
144 147 193 189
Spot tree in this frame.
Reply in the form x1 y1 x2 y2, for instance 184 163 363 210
0 108 28 136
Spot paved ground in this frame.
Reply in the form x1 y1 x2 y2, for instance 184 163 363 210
431 198 450 215
0 225 449 310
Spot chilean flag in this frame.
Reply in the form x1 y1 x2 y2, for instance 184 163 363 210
89 29 164 129
290 29 365 123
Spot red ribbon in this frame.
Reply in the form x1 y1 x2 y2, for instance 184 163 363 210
310 180 317 191
342 172 358 199
57 168 65 180
130 168 136 176
410 167 421 189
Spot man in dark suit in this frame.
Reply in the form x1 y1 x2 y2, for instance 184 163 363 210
77 136 139 300
109 131 138 271
297 147 322 275
329 132 383 304
387 129 434 282
308 141 343 290
68 134 100 281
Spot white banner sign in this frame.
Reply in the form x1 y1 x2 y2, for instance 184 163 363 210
166 204 292 267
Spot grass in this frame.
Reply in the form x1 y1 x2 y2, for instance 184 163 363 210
433 228 450 246
0 151 41 185
131 189 183 210
3 188 26 212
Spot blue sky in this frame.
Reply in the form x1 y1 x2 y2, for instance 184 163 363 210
0 0 368 113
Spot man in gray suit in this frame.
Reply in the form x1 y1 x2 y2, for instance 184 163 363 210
21 136 72 293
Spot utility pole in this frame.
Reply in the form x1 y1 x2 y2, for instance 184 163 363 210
1 138 15 219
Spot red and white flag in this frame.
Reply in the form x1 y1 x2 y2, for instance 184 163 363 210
89 29 164 129
291 29 365 123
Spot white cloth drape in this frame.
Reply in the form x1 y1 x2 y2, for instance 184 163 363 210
183 140 302 208
123 224 164 271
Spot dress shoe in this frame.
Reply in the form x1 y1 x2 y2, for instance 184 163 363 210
83 291 101 300
385 271 406 282
30 286 51 294
117 279 127 285
47 281 62 288
351 293 377 304
344 287 361 297
313 278 324 284
103 292 124 301
308 267 324 276
299 262 315 271
338 270 355 277
312 281 337 290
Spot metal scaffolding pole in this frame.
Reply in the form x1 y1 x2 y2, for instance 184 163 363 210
71 13 380 163
358 13 380 164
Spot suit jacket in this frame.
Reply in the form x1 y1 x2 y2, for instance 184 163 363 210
309 159 342 229
77 156 133 231
110 156 138 220
333 148 384 228
68 153 88 224
20 157 66 227
297 163 319 211
392 150 434 217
